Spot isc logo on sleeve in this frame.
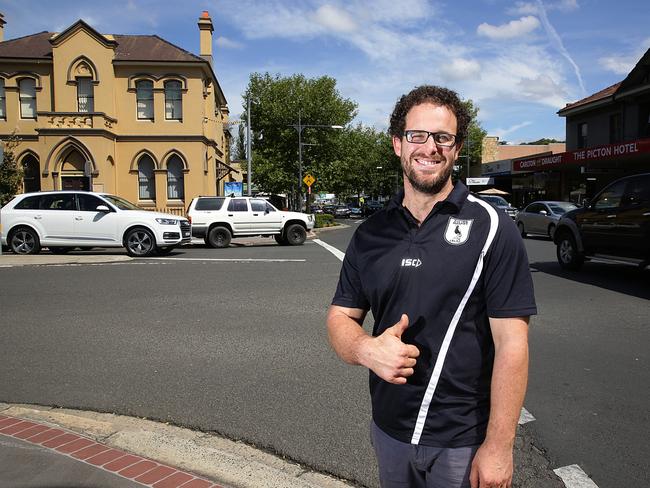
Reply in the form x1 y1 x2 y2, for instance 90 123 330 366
401 258 422 267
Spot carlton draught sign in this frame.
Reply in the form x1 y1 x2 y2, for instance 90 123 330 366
513 138 650 172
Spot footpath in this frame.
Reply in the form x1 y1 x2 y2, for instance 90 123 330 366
0 403 354 488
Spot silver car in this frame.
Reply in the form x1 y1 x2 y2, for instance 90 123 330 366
516 201 578 239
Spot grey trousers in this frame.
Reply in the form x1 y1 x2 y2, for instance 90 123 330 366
370 422 479 488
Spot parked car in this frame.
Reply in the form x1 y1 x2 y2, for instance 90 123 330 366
554 173 650 270
186 196 314 248
0 191 191 257
479 195 518 219
362 201 384 217
516 201 578 239
333 205 351 218
349 207 364 218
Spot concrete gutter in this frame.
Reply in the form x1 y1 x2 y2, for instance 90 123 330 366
0 403 356 488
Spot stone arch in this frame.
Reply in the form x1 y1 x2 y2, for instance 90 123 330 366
18 150 41 193
130 149 159 172
161 150 188 171
44 137 95 176
67 55 99 83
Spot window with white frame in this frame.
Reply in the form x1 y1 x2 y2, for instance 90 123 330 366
77 78 94 113
138 154 156 200
167 155 185 200
0 79 6 119
19 78 37 119
136 80 154 120
164 80 182 120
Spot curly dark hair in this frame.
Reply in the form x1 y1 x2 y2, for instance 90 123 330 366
388 85 471 144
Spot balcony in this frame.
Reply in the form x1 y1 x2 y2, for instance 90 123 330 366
37 112 118 131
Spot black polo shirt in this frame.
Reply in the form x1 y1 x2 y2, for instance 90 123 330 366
332 182 537 447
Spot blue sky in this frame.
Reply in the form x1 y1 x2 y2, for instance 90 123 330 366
1 0 649 143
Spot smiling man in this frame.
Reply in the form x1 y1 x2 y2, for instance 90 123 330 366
326 85 537 488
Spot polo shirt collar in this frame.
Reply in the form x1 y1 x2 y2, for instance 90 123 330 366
387 181 469 214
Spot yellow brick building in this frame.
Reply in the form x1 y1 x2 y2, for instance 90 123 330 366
0 11 239 215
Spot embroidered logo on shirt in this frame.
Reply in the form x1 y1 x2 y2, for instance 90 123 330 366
444 217 473 245
401 258 422 268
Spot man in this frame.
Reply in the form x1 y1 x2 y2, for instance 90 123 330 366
326 85 536 488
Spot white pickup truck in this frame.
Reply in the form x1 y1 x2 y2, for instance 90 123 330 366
186 196 315 248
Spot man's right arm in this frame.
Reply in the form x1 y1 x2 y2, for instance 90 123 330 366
326 305 419 384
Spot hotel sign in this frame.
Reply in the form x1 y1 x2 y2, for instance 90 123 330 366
512 138 650 172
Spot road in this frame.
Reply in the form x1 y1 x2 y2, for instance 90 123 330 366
0 222 648 487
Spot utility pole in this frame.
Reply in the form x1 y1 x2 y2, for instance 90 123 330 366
246 96 252 196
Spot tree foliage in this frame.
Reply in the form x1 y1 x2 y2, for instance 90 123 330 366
243 73 357 197
522 138 565 145
453 99 487 181
0 133 23 207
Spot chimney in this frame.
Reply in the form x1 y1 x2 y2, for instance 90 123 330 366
0 13 6 42
198 10 214 66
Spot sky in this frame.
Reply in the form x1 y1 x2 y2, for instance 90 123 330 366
1 0 649 144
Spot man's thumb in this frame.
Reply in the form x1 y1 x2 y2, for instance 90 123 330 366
390 314 409 338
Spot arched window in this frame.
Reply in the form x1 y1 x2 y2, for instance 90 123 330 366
19 78 36 119
136 80 154 120
22 155 41 193
0 79 6 119
164 80 182 120
167 155 184 200
77 78 94 112
138 154 156 200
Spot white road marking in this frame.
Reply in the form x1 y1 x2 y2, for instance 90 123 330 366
313 239 345 262
554 465 600 488
518 407 536 424
146 257 306 262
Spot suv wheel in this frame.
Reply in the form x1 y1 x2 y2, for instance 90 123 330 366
274 234 289 246
207 226 231 248
285 224 306 246
10 227 41 255
517 222 526 237
556 232 584 270
125 228 156 257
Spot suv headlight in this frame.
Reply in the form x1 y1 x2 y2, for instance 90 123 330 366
155 218 178 225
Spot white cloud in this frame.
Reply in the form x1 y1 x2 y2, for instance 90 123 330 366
517 74 569 106
599 38 650 76
312 5 356 33
491 121 533 139
553 0 579 12
216 36 244 49
440 58 482 81
477 16 540 40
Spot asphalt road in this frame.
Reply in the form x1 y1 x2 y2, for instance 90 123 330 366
0 221 648 487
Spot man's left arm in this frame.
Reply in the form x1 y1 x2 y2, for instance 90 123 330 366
470 316 529 488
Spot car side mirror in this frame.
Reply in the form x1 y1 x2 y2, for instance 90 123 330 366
96 205 111 212
539 210 548 216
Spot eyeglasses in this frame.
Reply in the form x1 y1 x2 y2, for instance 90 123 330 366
404 130 457 147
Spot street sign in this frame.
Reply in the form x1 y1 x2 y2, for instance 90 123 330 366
466 177 494 186
303 174 315 187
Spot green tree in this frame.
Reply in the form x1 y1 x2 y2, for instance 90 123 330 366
452 99 487 182
242 73 357 200
522 138 564 145
0 133 23 207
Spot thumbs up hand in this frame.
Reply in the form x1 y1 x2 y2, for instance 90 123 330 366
360 314 420 384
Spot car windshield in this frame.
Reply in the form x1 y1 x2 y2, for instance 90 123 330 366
101 194 141 210
484 196 508 206
548 202 578 215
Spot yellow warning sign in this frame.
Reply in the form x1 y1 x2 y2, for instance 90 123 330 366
303 174 316 187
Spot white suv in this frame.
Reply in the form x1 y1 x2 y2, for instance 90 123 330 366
187 196 314 248
1 191 191 257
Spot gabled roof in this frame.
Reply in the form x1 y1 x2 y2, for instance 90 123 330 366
0 30 203 63
557 82 621 115
49 19 117 48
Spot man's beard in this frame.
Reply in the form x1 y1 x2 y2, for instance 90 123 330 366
402 157 453 195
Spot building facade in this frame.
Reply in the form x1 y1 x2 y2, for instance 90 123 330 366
0 11 240 215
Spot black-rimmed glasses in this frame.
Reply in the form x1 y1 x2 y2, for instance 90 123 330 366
404 130 457 147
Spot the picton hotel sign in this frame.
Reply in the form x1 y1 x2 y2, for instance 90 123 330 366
513 138 650 172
